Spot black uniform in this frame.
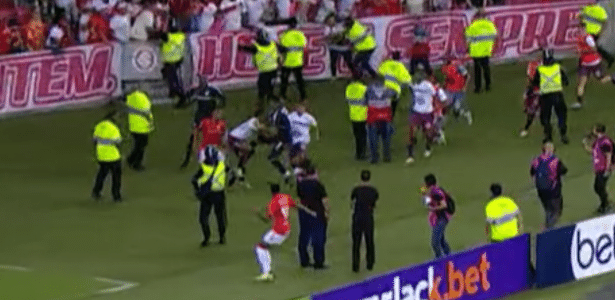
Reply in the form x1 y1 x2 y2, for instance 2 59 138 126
351 184 378 272
268 107 292 179
531 63 569 143
297 178 328 268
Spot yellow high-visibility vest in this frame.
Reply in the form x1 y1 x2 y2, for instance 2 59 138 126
346 21 376 52
377 59 412 95
280 29 307 68
126 90 154 134
161 32 186 64
253 41 279 72
93 119 122 162
345 81 367 122
465 18 498 58
198 160 226 192
485 196 520 242
581 4 607 35
537 64 563 95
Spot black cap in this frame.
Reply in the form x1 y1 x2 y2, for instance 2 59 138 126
490 183 502 197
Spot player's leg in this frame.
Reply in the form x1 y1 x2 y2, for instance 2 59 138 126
406 117 418 164
455 92 472 125
380 121 392 162
351 219 362 272
293 67 307 101
254 230 287 280
367 123 379 164
364 217 375 270
199 197 214 246
280 67 291 99
574 73 589 109
92 162 111 200
180 132 195 169
423 115 435 157
212 192 227 244
553 93 569 144
539 95 554 142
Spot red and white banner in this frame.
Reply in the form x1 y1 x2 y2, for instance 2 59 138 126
190 1 590 89
0 43 122 116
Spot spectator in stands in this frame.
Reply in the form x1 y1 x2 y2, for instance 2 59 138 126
110 3 131 42
196 0 217 33
92 0 118 15
5 18 24 53
276 0 291 19
87 10 110 43
78 5 92 44
0 19 12 55
46 13 67 50
408 25 431 75
242 0 267 30
23 8 46 51
55 0 78 25
219 0 242 31
131 0 156 41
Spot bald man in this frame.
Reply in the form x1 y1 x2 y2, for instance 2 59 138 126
530 142 568 229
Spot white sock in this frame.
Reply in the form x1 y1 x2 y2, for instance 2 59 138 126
255 244 271 274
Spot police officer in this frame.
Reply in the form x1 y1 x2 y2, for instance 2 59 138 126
530 142 568 229
126 88 154 171
296 165 329 269
344 17 377 78
238 29 280 115
279 17 307 102
485 184 522 243
465 9 497 93
580 1 613 67
92 111 123 202
531 49 570 144
377 51 411 118
351 170 378 272
181 75 227 169
192 145 227 246
161 19 187 108
345 75 368 160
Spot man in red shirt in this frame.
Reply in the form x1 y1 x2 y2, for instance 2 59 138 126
87 11 110 44
253 183 315 281
194 108 227 163
441 57 471 125
583 124 614 213
572 33 605 109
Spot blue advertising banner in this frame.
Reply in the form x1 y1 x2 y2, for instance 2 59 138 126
536 214 615 288
311 234 531 300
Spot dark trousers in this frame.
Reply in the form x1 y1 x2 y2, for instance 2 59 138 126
298 211 327 267
198 191 227 243
352 216 374 272
368 121 391 163
432 217 451 258
257 71 278 114
280 67 306 101
472 57 491 92
162 62 185 105
353 49 376 78
352 121 367 159
537 188 563 228
127 133 149 168
330 49 354 77
539 92 567 142
92 160 122 201
594 172 610 209
409 57 432 76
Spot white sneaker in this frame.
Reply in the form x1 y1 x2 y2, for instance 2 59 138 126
465 111 473 125
570 102 583 110
424 150 432 158
437 130 447 145
405 157 415 165
520 130 528 138
254 273 274 282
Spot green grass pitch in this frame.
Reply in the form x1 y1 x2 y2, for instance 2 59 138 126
3 60 615 300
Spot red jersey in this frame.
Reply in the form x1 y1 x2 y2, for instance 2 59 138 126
267 193 296 234
197 117 227 149
526 60 541 83
87 13 110 44
578 34 601 66
409 42 430 59
441 60 468 92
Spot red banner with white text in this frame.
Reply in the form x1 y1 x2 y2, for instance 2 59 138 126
0 43 122 116
190 1 590 89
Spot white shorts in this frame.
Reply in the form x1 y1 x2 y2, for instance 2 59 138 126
261 230 288 245
198 148 226 163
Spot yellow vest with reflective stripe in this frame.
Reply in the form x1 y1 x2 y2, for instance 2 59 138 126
346 21 376 52
161 32 186 63
485 196 520 242
280 29 306 68
345 81 367 122
377 59 412 95
537 64 563 94
253 41 279 72
465 18 497 58
93 120 122 162
126 91 154 134
197 161 226 192
582 4 607 35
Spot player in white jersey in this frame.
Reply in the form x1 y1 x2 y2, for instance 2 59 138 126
406 71 447 164
228 116 264 187
288 103 319 159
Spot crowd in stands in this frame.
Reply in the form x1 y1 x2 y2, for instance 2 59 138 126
0 0 590 55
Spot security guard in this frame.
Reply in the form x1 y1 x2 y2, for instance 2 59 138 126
279 17 307 102
377 51 411 118
126 88 154 171
192 145 227 246
465 9 497 93
238 29 280 115
485 183 522 243
531 49 569 144
92 111 123 202
350 170 378 272
345 75 368 160
580 1 613 67
161 19 187 108
344 17 377 78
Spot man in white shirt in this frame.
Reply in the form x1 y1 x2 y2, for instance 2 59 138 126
288 103 319 161
46 14 65 49
109 4 131 42
406 70 447 164
324 13 353 79
242 0 267 29
198 1 218 33
228 116 264 187
219 0 243 31
130 6 155 41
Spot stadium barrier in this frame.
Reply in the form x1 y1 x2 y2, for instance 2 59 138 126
536 213 615 288
0 0 602 117
310 234 532 300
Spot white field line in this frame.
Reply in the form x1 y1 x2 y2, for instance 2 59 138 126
0 264 139 295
